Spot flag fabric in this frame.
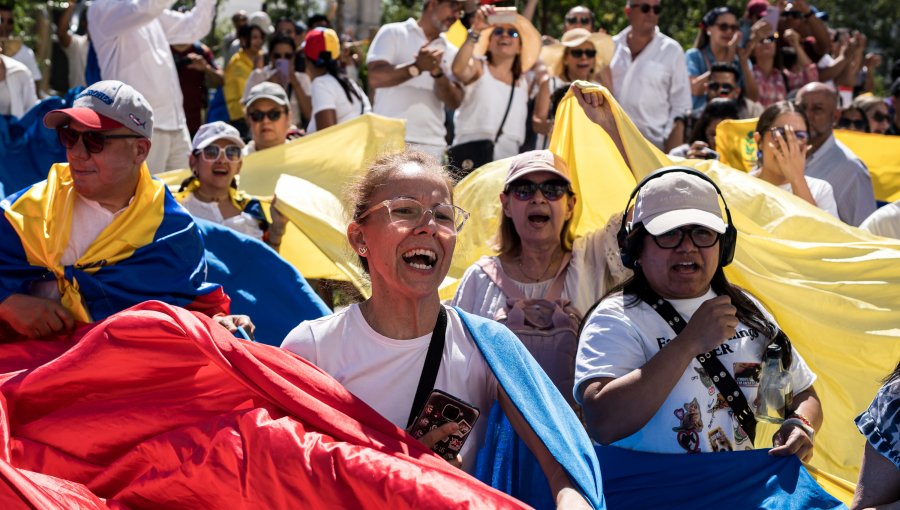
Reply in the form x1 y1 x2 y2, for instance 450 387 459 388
0 97 68 195
0 163 229 327
0 301 531 509
195 218 331 346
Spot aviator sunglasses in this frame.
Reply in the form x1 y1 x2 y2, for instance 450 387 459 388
569 48 597 58
57 126 143 154
506 180 571 201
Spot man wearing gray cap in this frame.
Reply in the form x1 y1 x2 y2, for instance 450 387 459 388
242 82 300 154
0 80 250 341
88 0 215 174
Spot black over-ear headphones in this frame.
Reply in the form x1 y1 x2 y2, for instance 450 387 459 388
616 166 737 270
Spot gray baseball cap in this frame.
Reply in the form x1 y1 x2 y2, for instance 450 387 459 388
44 80 153 138
631 172 727 235
192 121 245 150
242 82 290 109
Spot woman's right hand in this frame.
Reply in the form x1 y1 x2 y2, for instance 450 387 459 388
679 295 738 356
768 125 809 183
419 421 463 468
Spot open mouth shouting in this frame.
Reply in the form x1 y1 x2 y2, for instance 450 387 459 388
402 248 437 271
527 214 551 227
672 261 701 274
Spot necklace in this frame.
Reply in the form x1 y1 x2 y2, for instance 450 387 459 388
517 250 560 283
193 188 229 203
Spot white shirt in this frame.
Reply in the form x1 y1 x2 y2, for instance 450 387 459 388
243 69 313 128
576 289 816 453
610 26 692 149
88 0 216 131
178 193 264 240
861 201 900 240
805 135 876 226
61 33 89 88
281 304 498 474
307 73 371 133
0 54 37 118
11 44 41 81
750 170 839 218
366 18 458 148
452 60 529 160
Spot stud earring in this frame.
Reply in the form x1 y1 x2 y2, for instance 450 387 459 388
359 246 368 255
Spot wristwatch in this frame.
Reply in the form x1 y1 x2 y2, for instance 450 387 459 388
408 64 421 77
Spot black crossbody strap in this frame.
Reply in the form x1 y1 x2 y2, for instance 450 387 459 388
406 306 448 428
494 82 516 143
633 286 757 443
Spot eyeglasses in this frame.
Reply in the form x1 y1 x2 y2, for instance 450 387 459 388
872 112 890 123
569 48 597 58
631 3 662 14
57 126 143 154
837 118 868 130
492 27 519 38
769 127 809 141
356 197 470 233
713 23 740 32
708 82 734 94
565 16 592 25
271 53 293 59
506 179 571 201
652 226 720 249
780 10 803 18
196 144 243 162
247 109 286 122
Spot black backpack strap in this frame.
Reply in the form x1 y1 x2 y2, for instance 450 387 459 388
406 306 448 429
633 285 757 443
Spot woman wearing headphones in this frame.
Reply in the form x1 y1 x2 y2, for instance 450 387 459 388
571 86 822 456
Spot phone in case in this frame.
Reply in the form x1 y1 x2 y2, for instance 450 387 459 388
408 390 480 461
487 6 518 26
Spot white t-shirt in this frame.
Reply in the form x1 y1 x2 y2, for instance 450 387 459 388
178 193 264 240
307 73 371 133
281 304 498 473
750 170 839 219
366 18 458 148
575 289 816 453
12 44 41 81
452 59 529 160
451 222 630 318
861 201 900 240
62 34 89 88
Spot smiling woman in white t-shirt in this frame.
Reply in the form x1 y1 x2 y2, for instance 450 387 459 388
302 28 370 134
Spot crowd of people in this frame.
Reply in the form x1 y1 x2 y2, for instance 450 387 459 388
0 0 898 509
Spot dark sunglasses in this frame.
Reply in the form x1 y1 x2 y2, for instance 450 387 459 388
708 82 734 94
780 10 803 18
196 144 243 162
769 127 810 141
492 27 519 38
837 118 868 130
565 16 592 25
762 34 778 44
713 22 740 32
652 226 720 249
247 109 286 122
506 179 571 201
872 112 890 123
57 126 143 154
631 3 662 14
569 48 597 58
271 52 293 59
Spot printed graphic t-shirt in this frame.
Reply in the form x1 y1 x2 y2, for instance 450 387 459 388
575 288 816 453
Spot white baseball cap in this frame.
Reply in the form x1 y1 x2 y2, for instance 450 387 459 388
191 121 245 150
631 171 727 235
43 80 154 138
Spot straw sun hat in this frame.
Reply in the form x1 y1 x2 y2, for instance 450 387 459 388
473 13 541 73
539 28 615 79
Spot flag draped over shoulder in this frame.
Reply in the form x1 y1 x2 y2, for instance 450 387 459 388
0 301 532 509
450 82 900 504
0 163 228 326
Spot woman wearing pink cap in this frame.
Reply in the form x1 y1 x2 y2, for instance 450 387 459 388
303 27 370 133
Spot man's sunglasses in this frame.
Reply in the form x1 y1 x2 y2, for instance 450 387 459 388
631 3 662 15
195 144 243 162
837 118 867 130
708 82 734 94
569 48 597 58
872 112 890 123
492 27 519 38
506 179 571 201
57 126 143 154
247 109 287 122
565 16 592 25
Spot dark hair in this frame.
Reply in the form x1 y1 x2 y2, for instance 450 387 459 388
839 105 870 132
238 24 266 47
689 98 739 144
756 100 808 135
694 6 738 49
885 360 900 384
306 42 363 105
268 33 296 54
346 151 454 273
486 49 523 82
307 13 330 28
709 61 740 81
600 225 792 368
